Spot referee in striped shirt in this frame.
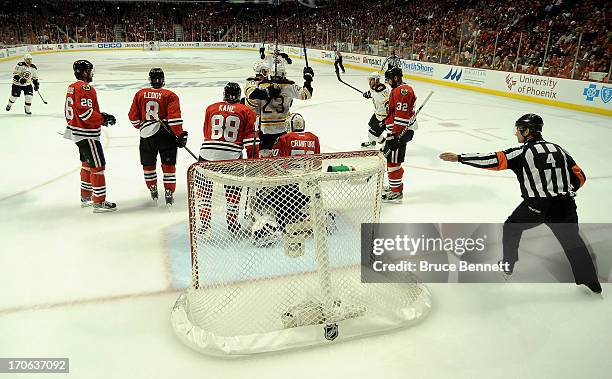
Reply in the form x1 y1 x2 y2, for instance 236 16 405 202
440 114 601 294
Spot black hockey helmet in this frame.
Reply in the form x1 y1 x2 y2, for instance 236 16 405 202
149 67 165 89
223 82 241 103
515 113 543 132
384 66 403 81
73 59 94 78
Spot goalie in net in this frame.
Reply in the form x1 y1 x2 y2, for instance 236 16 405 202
172 144 432 356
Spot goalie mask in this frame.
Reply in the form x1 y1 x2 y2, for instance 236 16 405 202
149 67 165 89
286 113 305 132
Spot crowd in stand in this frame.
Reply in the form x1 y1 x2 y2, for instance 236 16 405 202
1 0 609 81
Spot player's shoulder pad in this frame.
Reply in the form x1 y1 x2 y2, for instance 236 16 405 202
373 83 386 93
30 63 38 69
17 62 26 67
246 76 259 82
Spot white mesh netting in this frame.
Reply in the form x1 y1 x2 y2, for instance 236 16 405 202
171 151 431 356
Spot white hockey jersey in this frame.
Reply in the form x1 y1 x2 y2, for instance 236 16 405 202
12 62 38 86
252 80 312 135
369 83 390 121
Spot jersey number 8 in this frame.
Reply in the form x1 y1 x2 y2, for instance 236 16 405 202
211 114 241 142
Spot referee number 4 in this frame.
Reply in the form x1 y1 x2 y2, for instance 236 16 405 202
546 153 556 167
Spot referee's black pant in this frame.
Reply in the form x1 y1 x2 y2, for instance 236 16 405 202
503 196 599 286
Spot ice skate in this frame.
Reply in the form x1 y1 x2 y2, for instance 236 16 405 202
93 201 117 213
361 141 376 148
498 260 515 280
149 185 158 202
80 197 93 208
165 189 174 207
24 107 31 115
382 190 403 203
6 104 11 111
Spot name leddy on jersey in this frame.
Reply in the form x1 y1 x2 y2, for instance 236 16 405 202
144 91 162 99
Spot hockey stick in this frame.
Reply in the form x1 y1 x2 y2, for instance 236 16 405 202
334 67 365 95
36 89 48 104
384 91 433 158
295 0 309 68
155 118 198 161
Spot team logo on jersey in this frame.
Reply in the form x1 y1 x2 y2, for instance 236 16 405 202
324 323 338 341
82 84 91 91
400 88 408 96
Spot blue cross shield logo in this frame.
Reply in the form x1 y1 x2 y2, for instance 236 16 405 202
601 87 612 104
582 84 600 102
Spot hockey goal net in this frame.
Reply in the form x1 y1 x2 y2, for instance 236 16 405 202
171 151 431 356
143 41 160 51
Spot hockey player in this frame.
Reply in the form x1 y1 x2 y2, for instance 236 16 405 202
439 114 601 294
361 72 390 148
273 113 320 157
332 45 345 74
128 68 187 206
248 59 314 157
382 66 418 203
198 82 257 234
244 61 270 114
64 60 117 212
6 54 39 115
381 49 401 71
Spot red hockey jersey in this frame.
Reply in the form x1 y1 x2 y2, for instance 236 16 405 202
385 83 417 135
64 80 105 142
200 101 257 160
128 88 183 137
274 131 320 157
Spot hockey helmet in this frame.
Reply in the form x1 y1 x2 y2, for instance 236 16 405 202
286 113 306 132
515 113 543 133
149 67 165 88
384 66 403 81
368 71 381 82
223 82 242 103
23 53 33 63
253 61 270 76
73 59 94 80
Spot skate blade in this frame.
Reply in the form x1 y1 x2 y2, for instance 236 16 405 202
93 207 118 213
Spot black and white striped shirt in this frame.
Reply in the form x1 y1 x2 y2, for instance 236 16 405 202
459 138 586 198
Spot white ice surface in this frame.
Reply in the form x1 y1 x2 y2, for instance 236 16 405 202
0 50 610 379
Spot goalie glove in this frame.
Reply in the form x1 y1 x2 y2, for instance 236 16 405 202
101 112 116 126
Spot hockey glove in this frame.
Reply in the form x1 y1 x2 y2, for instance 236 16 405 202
33 80 40 92
267 84 282 99
279 53 292 64
177 131 188 148
399 129 415 144
13 75 20 82
363 90 372 99
101 112 116 126
303 67 314 82
19 78 27 85
384 133 399 153
259 47 265 60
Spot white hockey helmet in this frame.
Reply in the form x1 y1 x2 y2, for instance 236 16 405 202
23 53 33 62
253 61 270 76
286 113 305 132
368 71 380 81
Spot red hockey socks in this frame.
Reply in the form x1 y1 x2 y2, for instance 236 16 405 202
224 185 241 226
162 164 176 193
143 165 157 189
80 162 92 198
90 166 106 204
387 163 404 193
